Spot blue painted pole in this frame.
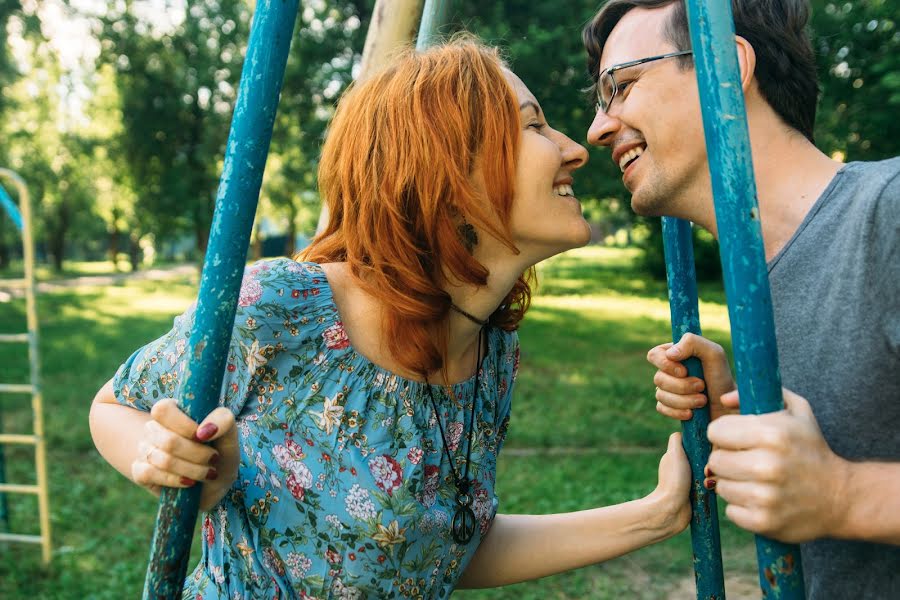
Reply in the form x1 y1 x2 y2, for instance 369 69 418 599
415 0 452 50
662 217 725 599
0 184 24 231
141 1 300 597
683 0 805 597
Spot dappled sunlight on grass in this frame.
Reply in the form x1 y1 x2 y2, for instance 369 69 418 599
535 246 729 307
534 294 732 336
0 249 754 598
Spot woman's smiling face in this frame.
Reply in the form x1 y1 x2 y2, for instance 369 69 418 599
503 70 592 264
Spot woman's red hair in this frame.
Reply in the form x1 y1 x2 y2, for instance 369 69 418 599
300 38 533 377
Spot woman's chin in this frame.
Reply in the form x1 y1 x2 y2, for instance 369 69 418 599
574 221 593 247
527 229 593 264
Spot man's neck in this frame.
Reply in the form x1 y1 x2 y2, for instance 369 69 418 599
691 116 843 261
751 131 843 261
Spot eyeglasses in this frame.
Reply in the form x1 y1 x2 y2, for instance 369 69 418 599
595 50 693 113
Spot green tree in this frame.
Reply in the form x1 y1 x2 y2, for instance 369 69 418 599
812 0 900 161
96 0 251 257
79 63 142 270
261 0 367 255
3 6 102 272
0 0 22 268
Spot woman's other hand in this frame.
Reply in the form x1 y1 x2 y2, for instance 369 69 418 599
132 398 240 511
648 432 692 537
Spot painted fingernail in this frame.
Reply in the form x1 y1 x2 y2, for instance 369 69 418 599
704 465 712 478
207 468 219 481
703 478 717 490
180 477 196 487
209 453 221 466
195 423 218 442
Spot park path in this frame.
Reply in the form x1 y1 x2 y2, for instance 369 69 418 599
0 264 197 301
668 574 759 599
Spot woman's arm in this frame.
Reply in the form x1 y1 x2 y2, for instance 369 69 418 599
89 380 240 510
457 433 690 588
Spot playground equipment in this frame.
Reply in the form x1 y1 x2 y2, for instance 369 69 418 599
0 169 52 564
142 0 806 597
668 1 806 596
142 0 425 596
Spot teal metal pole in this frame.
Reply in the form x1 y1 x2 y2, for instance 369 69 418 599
416 0 452 50
683 0 805 597
141 1 299 597
662 217 725 599
0 184 24 231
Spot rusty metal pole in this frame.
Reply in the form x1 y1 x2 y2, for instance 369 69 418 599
662 217 726 599
683 0 806 596
141 1 299 596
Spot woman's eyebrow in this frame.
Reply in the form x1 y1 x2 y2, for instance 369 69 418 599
519 101 541 116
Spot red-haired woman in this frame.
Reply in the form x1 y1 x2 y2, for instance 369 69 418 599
90 39 691 598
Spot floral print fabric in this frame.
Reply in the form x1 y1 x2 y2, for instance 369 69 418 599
113 259 519 599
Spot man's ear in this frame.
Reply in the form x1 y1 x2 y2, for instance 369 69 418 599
734 35 757 93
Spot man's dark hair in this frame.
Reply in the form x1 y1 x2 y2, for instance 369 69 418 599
583 0 818 141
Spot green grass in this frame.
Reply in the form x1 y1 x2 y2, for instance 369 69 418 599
0 247 757 598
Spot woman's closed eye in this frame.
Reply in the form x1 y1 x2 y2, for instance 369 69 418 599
527 121 545 132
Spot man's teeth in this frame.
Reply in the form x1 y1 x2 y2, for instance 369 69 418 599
618 146 645 172
554 184 574 197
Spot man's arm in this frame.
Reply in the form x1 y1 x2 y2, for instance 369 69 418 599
836 461 900 544
457 433 691 588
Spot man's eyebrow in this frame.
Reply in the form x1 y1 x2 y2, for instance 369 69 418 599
519 101 541 116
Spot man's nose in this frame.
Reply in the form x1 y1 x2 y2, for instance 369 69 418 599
587 108 622 148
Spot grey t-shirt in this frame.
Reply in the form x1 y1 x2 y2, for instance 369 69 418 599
769 157 900 599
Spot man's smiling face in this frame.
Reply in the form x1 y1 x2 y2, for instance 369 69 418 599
587 5 710 220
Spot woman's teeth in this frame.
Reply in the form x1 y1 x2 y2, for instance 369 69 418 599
554 184 574 197
618 146 645 172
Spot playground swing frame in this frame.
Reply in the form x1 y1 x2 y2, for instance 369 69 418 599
141 0 806 598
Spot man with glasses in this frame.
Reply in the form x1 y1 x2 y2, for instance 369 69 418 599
583 0 899 597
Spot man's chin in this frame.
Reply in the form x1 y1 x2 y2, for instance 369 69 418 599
629 194 663 217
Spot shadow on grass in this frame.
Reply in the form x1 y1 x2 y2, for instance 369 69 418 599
0 281 199 599
505 301 732 450
537 248 728 306
0 251 743 599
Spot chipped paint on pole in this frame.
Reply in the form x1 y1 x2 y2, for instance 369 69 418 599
142 1 300 597
662 216 725 600
683 0 805 596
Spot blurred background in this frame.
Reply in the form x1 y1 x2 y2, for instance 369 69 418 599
0 0 897 597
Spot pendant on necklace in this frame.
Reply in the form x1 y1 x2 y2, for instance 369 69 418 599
451 485 477 544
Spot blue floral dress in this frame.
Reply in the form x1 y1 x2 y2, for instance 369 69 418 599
113 259 519 599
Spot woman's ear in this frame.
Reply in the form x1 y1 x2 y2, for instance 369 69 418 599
734 35 757 93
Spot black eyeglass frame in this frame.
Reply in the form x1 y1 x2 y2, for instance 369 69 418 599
595 50 693 113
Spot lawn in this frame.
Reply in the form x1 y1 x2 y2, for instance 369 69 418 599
0 246 758 599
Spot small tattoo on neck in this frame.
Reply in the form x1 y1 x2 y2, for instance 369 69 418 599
458 222 478 253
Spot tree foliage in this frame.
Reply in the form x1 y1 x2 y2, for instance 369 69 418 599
2 0 898 273
95 0 252 255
